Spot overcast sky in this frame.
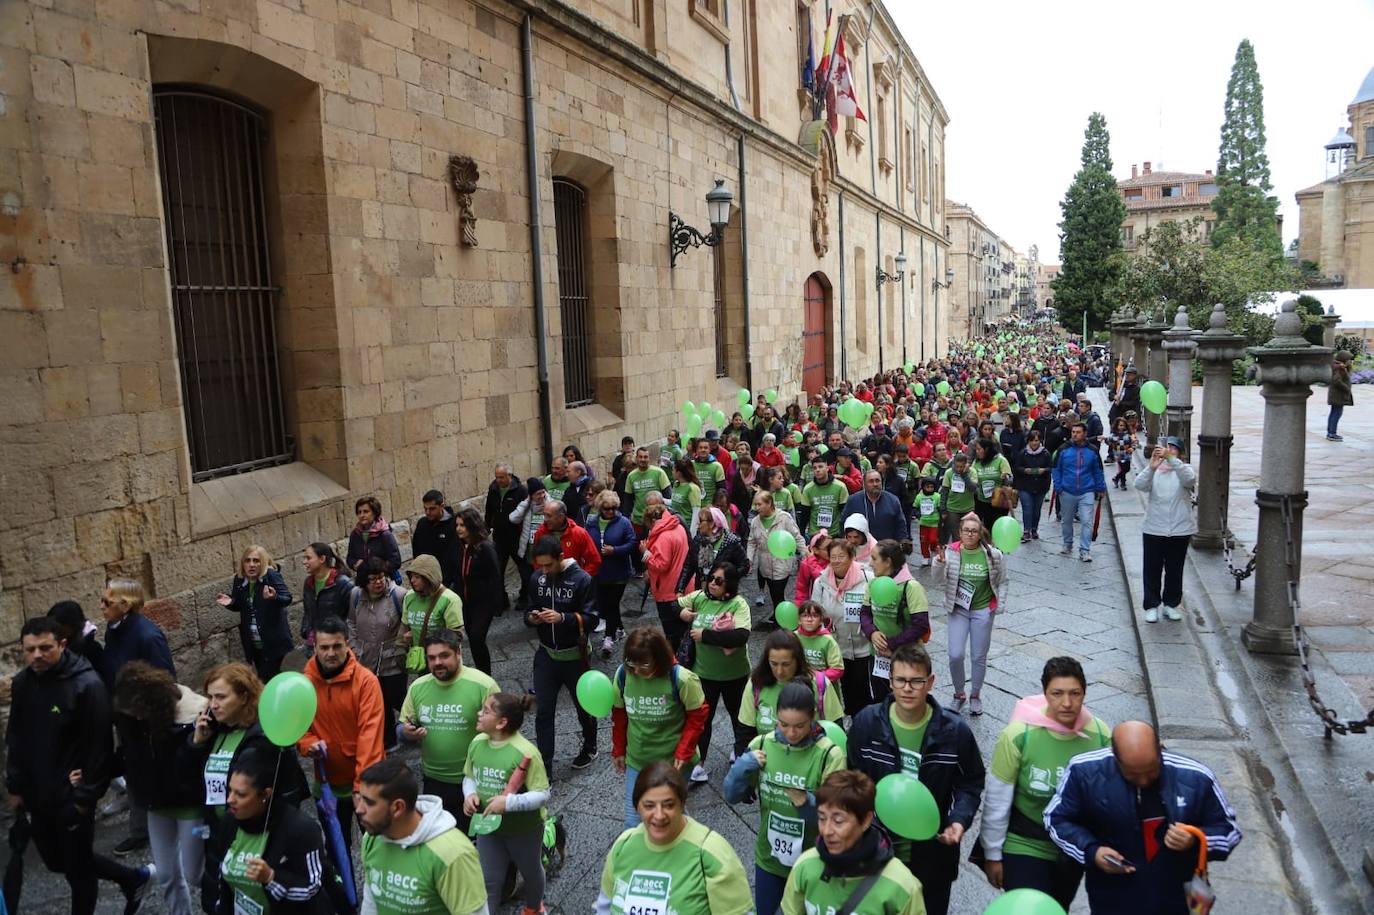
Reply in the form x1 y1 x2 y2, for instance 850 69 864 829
890 0 1374 262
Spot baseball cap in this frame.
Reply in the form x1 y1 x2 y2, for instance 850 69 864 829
1164 436 1185 451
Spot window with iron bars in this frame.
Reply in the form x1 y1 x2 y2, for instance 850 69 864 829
552 179 595 407
152 88 293 482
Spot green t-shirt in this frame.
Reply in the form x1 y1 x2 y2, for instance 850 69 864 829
221 828 269 915
204 729 247 813
600 818 753 915
920 460 950 481
626 466 671 525
463 732 549 836
800 480 849 536
941 468 976 513
400 667 500 783
694 460 726 507
889 703 933 776
402 589 465 638
956 547 993 611
973 455 1012 502
771 485 798 514
796 632 843 675
542 474 571 503
893 460 923 505
663 442 685 463
916 491 943 527
745 733 845 876
782 849 927 915
739 677 843 734
362 813 486 915
990 716 1111 860
677 592 751 682
670 482 703 525
865 579 930 640
612 666 706 771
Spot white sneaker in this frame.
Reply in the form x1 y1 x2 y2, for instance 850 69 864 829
1060 545 1073 556
922 557 933 567
754 597 765 607
594 619 606 634
1144 608 1159 623
599 636 615 658
689 765 709 784
1162 606 1182 621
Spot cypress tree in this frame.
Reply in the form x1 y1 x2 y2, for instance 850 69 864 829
1052 113 1126 334
1212 39 1282 258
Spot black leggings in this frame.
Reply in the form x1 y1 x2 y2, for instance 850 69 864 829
658 600 687 646
597 579 630 635
840 659 875 717
379 671 406 750
758 576 789 620
698 676 751 765
465 605 494 674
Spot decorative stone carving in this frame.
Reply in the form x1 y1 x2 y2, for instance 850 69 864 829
798 121 837 259
447 155 480 247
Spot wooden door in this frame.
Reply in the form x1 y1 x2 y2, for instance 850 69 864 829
802 274 830 395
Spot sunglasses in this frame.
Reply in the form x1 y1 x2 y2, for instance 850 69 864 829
709 575 727 584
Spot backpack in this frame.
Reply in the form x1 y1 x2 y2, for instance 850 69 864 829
616 663 683 704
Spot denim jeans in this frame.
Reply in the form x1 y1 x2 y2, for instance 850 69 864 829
1059 491 1095 552
1019 489 1044 534
1328 404 1344 437
622 765 641 830
754 865 789 915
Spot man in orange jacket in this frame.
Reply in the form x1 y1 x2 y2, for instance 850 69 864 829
297 615 385 858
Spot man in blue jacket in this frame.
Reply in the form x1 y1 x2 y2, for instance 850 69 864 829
1051 422 1106 562
1045 720 1241 915
847 643 984 915
525 536 601 773
843 469 911 543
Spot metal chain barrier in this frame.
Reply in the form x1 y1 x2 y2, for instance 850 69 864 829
1278 493 1374 737
1200 435 1256 589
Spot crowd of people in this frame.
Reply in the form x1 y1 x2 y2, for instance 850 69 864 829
5 323 1242 915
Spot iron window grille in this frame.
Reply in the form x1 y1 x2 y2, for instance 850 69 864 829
552 179 594 407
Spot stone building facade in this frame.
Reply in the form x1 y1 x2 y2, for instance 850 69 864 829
1118 161 1219 251
1295 64 1374 288
0 0 950 670
945 200 1013 340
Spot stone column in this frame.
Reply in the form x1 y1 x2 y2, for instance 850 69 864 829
1162 306 1198 461
1130 312 1151 384
1110 309 1133 390
1241 300 1332 655
1193 304 1247 551
1321 304 1341 350
1140 308 1168 448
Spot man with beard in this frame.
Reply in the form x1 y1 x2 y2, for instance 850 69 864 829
297 616 385 858
399 629 499 829
413 490 461 589
356 757 486 915
542 456 573 504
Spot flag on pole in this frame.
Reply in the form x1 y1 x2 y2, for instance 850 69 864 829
801 14 816 93
816 11 836 89
830 28 865 122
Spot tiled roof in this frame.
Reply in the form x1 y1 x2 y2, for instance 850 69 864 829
1124 196 1216 212
1295 180 1333 196
1118 170 1211 188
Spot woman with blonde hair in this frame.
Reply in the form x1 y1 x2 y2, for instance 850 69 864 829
215 545 293 680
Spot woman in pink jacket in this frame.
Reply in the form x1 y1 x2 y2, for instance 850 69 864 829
642 502 690 644
794 531 832 603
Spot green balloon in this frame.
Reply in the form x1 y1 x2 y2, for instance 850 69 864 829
903 361 915 374
936 381 951 395
575 670 615 717
982 888 1067 915
913 383 925 396
699 401 712 417
741 404 756 422
260 672 318 747
819 719 847 753
765 388 779 404
709 409 727 429
875 773 939 840
868 575 899 605
816 443 829 455
767 528 798 559
1035 361 1043 371
685 413 703 436
992 515 1023 553
682 400 696 417
737 388 752 406
1140 379 1167 414
774 601 800 630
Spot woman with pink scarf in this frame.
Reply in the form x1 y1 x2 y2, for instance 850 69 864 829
809 538 875 716
976 655 1110 909
345 495 403 581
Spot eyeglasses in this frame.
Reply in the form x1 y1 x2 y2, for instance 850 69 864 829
625 660 654 671
709 576 727 584
892 677 929 690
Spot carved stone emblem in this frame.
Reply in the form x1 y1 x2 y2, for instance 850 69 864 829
448 155 480 247
798 121 837 259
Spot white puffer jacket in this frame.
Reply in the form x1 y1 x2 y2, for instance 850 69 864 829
1134 458 1198 537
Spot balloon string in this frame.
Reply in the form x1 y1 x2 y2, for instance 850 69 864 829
264 750 283 831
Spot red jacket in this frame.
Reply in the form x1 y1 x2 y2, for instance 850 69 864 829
835 462 863 493
297 652 385 792
756 446 786 470
644 513 690 602
795 553 828 603
533 517 602 576
713 445 735 481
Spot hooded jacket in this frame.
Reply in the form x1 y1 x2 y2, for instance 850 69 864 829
399 554 465 637
360 796 486 915
525 558 599 656
533 516 602 577
745 507 806 581
297 651 386 792
116 684 208 812
1134 458 1198 537
842 487 910 542
100 609 175 688
347 518 403 578
810 557 875 660
840 513 878 566
847 694 985 884
1051 441 1106 497
5 650 113 811
794 547 829 604
485 476 529 550
213 799 334 915
347 580 406 678
643 512 690 603
585 510 638 583
412 506 461 588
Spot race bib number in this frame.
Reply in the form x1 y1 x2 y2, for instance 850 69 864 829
951 478 966 493
622 870 672 915
205 751 232 807
920 498 936 516
767 811 805 867
871 655 892 680
981 479 994 498
899 747 923 775
234 892 264 915
843 590 864 623
954 579 975 615
815 507 834 530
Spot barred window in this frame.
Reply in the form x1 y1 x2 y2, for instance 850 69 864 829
553 179 594 407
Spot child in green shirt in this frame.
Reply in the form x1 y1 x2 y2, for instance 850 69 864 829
915 477 943 566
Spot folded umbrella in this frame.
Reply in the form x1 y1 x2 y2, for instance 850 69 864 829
4 813 29 914
314 756 357 909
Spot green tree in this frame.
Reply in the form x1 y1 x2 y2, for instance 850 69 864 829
1052 113 1126 334
1212 39 1282 258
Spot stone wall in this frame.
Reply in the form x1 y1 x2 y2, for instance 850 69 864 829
0 0 950 681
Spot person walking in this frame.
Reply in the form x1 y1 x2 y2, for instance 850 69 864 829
346 495 404 580
1327 349 1354 441
676 507 747 596
111 661 209 915
943 514 1008 716
398 554 465 671
610 629 709 829
5 618 154 915
678 560 753 784
347 557 408 752
978 656 1110 909
1135 437 1197 623
809 538 875 717
484 463 529 612
509 477 549 613
745 491 807 629
861 539 930 702
842 470 910 544
1013 430 1053 542
781 770 927 915
453 507 502 674
300 542 354 654
971 438 1014 530
586 491 638 658
1045 720 1242 915
413 490 461 590
1052 422 1106 562
642 503 691 644
737 631 843 736
216 545 294 681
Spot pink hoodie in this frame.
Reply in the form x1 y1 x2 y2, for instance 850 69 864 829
644 512 689 602
795 553 828 603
